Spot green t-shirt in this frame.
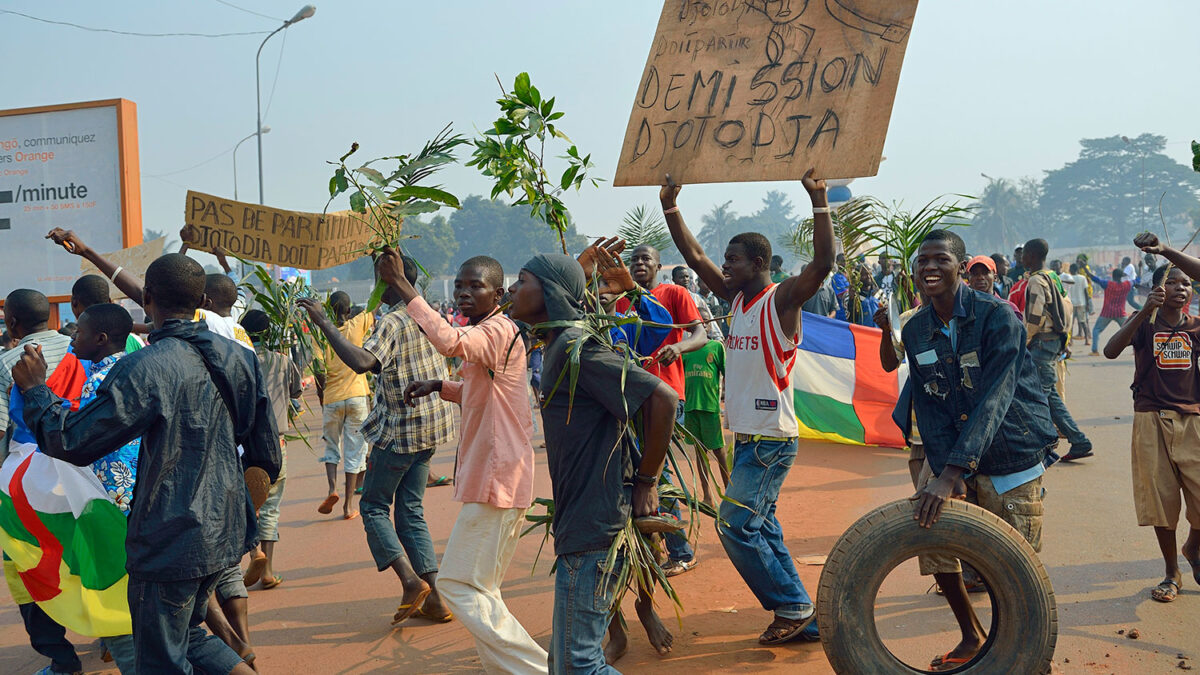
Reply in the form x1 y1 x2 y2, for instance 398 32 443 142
683 340 724 413
125 334 144 353
771 271 789 283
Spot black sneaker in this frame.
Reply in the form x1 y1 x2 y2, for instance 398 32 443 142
1062 444 1094 461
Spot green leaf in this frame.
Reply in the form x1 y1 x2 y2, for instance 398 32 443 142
514 72 532 102
366 279 388 312
329 168 348 197
356 166 386 186
560 164 580 191
349 191 367 214
388 200 444 217
387 185 461 208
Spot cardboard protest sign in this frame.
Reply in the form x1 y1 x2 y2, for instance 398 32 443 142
183 191 382 270
81 237 165 299
614 0 919 186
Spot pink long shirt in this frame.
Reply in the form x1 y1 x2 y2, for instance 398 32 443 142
407 297 535 509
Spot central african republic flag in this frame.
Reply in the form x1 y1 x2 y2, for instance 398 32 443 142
0 352 131 638
792 311 907 448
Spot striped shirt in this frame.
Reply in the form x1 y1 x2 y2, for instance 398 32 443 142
361 303 455 453
1 330 73 448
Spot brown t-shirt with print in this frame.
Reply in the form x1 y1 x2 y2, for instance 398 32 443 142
1131 314 1200 414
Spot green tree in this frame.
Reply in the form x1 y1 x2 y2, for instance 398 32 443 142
965 177 1040 254
697 200 740 261
737 190 798 268
1039 134 1200 246
616 204 678 264
448 195 587 274
402 214 458 275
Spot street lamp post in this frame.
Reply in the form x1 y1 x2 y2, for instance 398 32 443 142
234 126 269 201
256 4 315 206
1122 135 1146 237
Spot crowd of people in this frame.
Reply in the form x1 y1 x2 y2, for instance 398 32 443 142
1 170 1198 674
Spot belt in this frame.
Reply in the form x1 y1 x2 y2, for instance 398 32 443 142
734 433 797 443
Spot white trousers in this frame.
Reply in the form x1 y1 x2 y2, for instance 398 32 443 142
440 502 549 674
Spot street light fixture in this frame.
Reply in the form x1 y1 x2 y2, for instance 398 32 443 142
256 4 315 206
234 126 270 201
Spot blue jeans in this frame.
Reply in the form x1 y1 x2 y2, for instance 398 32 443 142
128 573 244 675
1030 339 1089 448
360 446 438 575
549 549 622 675
717 438 814 620
1092 314 1126 348
102 633 137 674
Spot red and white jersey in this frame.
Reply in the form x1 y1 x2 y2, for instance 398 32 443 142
725 284 800 437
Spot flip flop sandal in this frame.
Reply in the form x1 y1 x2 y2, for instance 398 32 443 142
415 606 454 623
391 587 432 626
244 468 271 511
261 574 283 590
757 613 816 646
1151 577 1180 603
243 553 268 588
344 511 359 520
427 475 453 488
663 558 699 577
317 494 340 515
634 514 687 534
930 652 973 672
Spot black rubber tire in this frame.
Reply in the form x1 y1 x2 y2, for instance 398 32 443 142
816 498 1057 674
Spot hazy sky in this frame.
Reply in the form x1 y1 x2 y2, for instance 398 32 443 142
3 1 1198 262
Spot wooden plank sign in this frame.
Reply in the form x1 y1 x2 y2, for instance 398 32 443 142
183 191 386 270
614 0 919 186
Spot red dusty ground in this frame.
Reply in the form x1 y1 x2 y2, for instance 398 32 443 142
1 348 1197 673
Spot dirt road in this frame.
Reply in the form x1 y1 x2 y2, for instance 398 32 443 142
2 348 1196 673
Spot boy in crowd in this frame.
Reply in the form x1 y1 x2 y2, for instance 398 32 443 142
683 337 728 507
13 253 280 674
901 230 1057 671
70 275 144 353
2 289 84 675
1088 266 1134 353
1103 232 1200 603
71 303 140 673
298 255 456 627
619 244 706 576
1062 263 1091 346
507 253 678 674
239 310 302 591
966 255 1021 318
1020 239 1092 460
315 291 374 519
663 168 832 645
673 266 723 341
386 252 547 672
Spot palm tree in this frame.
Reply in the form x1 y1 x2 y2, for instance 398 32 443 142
616 204 674 264
698 201 739 260
971 178 1023 253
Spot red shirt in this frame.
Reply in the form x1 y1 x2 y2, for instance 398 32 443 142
1099 280 1131 319
616 283 700 399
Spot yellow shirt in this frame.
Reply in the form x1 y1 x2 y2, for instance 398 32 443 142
322 312 375 404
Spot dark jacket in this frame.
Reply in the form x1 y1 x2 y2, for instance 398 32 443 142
23 319 281 581
894 286 1055 476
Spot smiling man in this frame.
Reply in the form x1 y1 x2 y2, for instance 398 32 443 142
899 229 1057 672
662 168 833 646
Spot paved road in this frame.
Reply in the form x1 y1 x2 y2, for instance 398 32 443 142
2 346 1197 673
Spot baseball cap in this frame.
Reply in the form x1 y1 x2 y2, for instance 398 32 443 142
967 255 996 274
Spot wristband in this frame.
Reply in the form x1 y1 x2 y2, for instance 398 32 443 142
662 206 679 214
634 471 658 485
812 206 831 215
109 266 124 283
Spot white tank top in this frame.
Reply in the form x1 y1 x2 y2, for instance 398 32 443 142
724 284 800 437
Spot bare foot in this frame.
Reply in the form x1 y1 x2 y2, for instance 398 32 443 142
343 510 359 520
605 614 629 666
636 596 673 656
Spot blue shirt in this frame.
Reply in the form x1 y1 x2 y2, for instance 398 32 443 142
81 352 140 516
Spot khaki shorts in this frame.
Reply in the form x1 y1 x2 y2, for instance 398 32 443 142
1131 410 1200 529
917 461 1044 576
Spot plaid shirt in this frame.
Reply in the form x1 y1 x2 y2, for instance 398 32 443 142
361 302 455 453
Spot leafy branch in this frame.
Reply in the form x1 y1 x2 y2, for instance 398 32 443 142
467 72 600 255
325 125 467 309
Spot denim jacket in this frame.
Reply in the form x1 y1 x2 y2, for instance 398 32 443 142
894 286 1056 476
